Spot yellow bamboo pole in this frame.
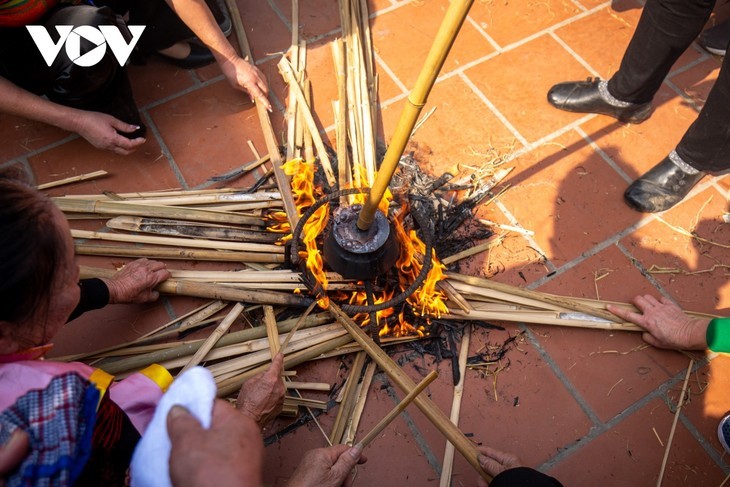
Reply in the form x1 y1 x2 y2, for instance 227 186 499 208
357 0 474 231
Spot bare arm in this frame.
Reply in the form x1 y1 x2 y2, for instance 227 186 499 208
162 0 271 110
0 76 145 155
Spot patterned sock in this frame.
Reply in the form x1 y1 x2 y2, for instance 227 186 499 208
668 150 701 175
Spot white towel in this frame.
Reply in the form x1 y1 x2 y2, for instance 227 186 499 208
130 366 216 487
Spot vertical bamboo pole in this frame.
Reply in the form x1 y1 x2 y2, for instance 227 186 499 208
357 0 475 231
264 305 280 356
180 303 245 374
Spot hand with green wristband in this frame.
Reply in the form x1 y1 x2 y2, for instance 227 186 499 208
607 295 727 352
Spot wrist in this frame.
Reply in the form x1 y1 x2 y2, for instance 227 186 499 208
689 318 711 350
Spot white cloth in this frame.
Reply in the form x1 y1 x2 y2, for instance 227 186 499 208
130 367 216 487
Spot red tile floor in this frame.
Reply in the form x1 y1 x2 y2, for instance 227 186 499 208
2 0 729 485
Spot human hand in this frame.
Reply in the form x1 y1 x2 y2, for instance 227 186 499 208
606 295 709 350
0 430 29 486
286 444 365 487
73 110 146 155
101 258 171 304
477 446 523 487
218 56 272 111
167 401 263 487
236 352 285 428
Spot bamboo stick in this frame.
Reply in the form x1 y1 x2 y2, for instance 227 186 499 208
143 300 227 341
79 265 313 307
38 170 108 190
441 236 504 265
284 396 327 410
55 198 262 226
216 334 354 397
60 188 242 200
180 303 245 374
102 192 281 207
285 0 299 164
95 315 332 375
281 300 318 352
74 243 285 264
657 359 694 487
438 280 473 314
328 303 491 482
223 0 300 230
106 216 279 243
447 273 623 323
330 351 367 445
264 305 280 356
440 325 470 487
303 78 315 163
278 57 336 187
72 229 283 254
343 361 376 445
285 381 331 392
356 370 438 449
444 310 641 331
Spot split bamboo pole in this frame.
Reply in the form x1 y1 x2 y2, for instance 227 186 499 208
264 306 280 356
180 303 245 374
80 266 312 307
328 303 491 482
223 0 299 230
74 244 286 264
37 170 108 190
330 351 367 445
355 370 438 449
94 315 333 375
72 229 283 254
343 361 376 445
55 198 262 226
443 310 641 331
106 216 279 243
357 0 475 231
439 325 470 487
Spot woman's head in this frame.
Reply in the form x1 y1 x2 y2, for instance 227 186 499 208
0 171 80 352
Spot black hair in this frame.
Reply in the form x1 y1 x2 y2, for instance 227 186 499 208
0 170 67 325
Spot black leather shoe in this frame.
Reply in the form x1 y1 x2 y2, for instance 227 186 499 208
207 0 232 37
547 78 653 123
158 42 215 69
624 156 705 213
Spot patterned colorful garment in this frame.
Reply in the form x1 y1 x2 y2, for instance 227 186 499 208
0 0 58 27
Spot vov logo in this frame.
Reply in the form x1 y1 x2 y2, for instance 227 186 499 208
26 25 145 67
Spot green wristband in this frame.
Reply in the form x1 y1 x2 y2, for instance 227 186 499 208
706 318 730 353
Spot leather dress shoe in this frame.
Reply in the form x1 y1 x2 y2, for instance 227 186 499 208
624 156 705 213
547 78 653 123
158 42 215 69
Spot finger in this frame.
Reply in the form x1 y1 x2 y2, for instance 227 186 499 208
606 304 646 325
633 295 655 312
167 406 201 442
0 430 30 475
329 446 362 481
644 295 662 307
641 332 664 348
477 454 507 477
268 353 284 376
478 446 517 466
110 117 140 134
148 290 160 301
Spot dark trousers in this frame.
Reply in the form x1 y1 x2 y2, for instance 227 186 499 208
607 0 730 172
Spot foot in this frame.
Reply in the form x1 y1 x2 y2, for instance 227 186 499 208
158 41 215 69
547 78 653 123
719 411 730 454
624 152 705 212
698 19 730 57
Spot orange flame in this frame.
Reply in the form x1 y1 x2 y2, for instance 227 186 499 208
283 159 330 307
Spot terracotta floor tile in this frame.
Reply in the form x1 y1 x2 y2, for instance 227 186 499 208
270 0 343 39
0 114 70 164
238 0 292 61
380 76 522 175
468 0 581 48
148 80 265 187
683 355 730 457
619 185 730 314
580 84 700 180
371 0 496 90
464 35 591 143
669 56 722 110
28 136 180 195
552 3 642 79
128 59 197 108
548 398 728 486
494 130 638 267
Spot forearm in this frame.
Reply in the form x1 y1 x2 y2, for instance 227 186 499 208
67 278 110 322
163 0 238 62
0 77 82 133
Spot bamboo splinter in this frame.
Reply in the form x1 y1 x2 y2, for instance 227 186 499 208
180 303 245 374
355 370 438 448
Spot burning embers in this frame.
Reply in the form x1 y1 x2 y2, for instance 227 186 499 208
278 157 448 337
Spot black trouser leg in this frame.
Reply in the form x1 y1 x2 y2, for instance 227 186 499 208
607 0 716 104
675 51 730 172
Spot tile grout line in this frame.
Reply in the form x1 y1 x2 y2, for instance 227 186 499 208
377 373 443 477
459 73 530 147
141 111 189 190
574 125 634 185
2 133 80 165
374 51 409 94
679 412 730 473
465 15 502 53
549 31 600 78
